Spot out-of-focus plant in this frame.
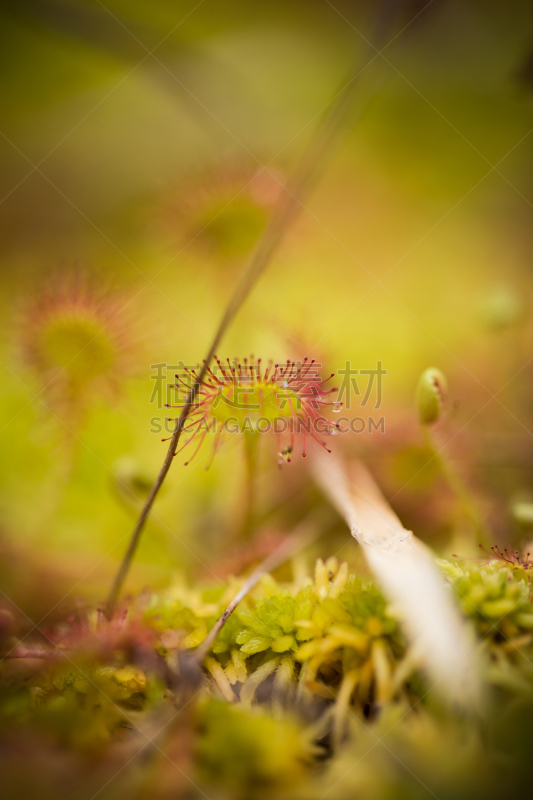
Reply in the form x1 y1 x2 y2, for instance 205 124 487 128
19 272 140 432
478 285 525 333
439 559 533 633
196 697 318 799
160 160 284 260
439 557 533 696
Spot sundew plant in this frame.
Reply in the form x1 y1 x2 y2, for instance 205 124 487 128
2 2 533 800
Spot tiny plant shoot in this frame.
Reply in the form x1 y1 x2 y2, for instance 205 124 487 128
417 367 488 546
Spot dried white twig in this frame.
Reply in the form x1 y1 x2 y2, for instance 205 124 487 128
311 452 481 709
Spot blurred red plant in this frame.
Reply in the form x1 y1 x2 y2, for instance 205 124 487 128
19 271 141 430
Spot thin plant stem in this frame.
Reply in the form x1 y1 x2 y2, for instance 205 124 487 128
106 5 405 616
240 429 259 540
191 514 327 665
423 425 489 547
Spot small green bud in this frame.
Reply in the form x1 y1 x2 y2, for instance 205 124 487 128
511 501 533 528
416 367 447 425
479 286 523 331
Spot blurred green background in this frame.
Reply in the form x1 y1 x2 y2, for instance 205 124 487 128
1 0 533 612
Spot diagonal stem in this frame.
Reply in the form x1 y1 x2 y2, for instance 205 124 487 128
422 425 489 547
106 4 406 616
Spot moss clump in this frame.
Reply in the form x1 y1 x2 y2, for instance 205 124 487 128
0 660 161 750
146 558 406 711
438 559 533 635
196 698 317 798
438 558 533 694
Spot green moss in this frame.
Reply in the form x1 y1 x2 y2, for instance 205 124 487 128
196 698 315 797
438 559 533 636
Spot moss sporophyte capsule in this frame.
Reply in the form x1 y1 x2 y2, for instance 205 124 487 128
416 367 448 426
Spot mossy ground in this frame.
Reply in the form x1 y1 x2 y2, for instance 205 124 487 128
2 555 533 799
